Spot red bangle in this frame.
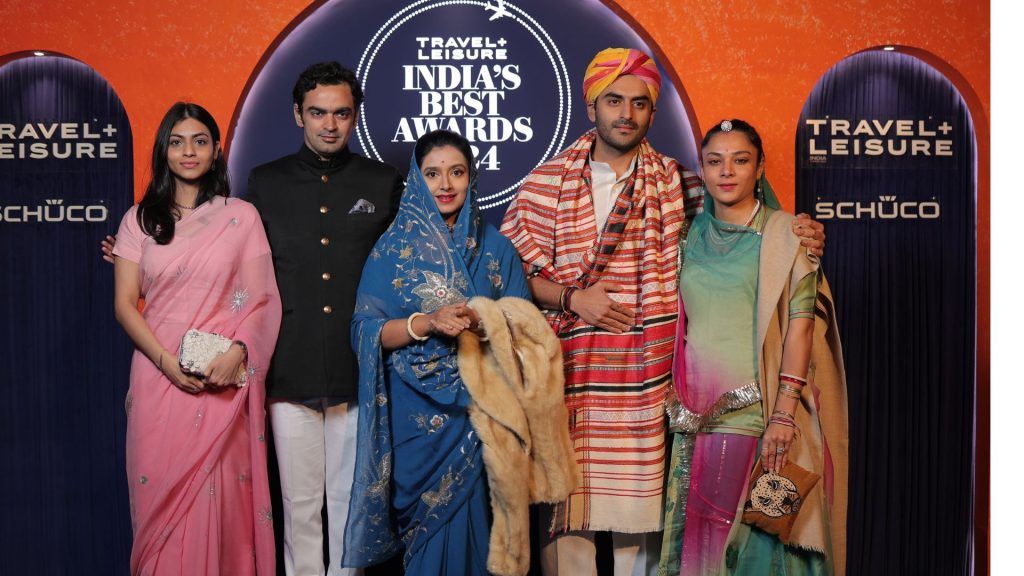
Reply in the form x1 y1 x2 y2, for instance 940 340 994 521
779 373 807 387
564 287 577 314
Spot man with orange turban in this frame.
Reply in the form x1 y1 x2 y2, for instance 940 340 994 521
501 46 696 576
582 47 662 104
501 47 825 575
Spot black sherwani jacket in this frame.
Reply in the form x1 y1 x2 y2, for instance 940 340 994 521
246 145 403 400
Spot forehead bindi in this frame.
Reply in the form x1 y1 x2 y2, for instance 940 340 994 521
424 146 468 168
705 133 755 155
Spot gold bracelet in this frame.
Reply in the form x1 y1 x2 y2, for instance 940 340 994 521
407 312 429 341
779 383 803 396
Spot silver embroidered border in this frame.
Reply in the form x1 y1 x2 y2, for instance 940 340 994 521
665 381 762 433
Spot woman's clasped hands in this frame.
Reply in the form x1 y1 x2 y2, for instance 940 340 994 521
425 303 482 338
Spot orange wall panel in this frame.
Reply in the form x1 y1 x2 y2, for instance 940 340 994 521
0 1 990 569
0 0 988 207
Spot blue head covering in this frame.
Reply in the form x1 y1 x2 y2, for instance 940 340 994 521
342 149 529 568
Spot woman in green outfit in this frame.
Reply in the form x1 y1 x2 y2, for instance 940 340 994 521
660 119 848 576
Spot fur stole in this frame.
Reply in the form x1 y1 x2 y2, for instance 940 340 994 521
458 296 580 576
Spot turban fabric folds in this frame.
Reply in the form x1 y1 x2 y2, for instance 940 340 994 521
582 48 662 104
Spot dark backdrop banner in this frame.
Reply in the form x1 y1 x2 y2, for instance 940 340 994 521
0 54 134 573
227 0 699 226
795 50 976 575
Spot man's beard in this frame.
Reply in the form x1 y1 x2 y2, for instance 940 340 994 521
595 116 648 153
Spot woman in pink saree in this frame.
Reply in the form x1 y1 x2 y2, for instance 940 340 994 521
112 102 281 575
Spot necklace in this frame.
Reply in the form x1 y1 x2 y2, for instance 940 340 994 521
741 199 761 228
715 199 761 233
174 199 198 211
701 199 763 257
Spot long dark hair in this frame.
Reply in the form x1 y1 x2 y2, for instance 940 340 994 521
701 118 765 165
137 102 230 244
414 129 475 170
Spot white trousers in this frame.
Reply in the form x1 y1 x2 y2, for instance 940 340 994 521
540 529 661 576
269 399 362 576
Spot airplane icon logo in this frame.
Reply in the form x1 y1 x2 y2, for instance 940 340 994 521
486 0 511 21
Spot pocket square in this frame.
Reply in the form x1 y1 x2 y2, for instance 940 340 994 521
349 199 376 214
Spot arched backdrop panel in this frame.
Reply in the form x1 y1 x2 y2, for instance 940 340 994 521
0 54 134 574
795 49 976 575
226 0 700 226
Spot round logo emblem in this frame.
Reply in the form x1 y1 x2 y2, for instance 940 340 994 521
228 0 699 223
356 0 572 209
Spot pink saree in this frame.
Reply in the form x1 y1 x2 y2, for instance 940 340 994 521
113 198 281 576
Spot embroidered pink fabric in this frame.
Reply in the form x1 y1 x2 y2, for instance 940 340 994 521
114 198 281 575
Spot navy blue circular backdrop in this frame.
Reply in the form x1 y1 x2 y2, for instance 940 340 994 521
795 50 976 575
0 54 134 573
228 0 699 225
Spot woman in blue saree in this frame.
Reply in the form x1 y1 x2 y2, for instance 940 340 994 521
343 130 530 574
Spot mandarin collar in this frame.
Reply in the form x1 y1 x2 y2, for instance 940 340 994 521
297 143 353 171
589 152 637 184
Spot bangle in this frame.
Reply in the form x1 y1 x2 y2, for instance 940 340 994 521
407 312 429 341
769 416 801 437
557 286 569 312
564 287 577 314
779 372 807 386
779 383 803 397
772 408 796 420
233 340 248 358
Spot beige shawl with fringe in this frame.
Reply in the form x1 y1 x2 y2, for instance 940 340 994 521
748 210 849 575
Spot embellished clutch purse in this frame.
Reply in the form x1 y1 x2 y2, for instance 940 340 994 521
178 328 243 385
741 459 820 544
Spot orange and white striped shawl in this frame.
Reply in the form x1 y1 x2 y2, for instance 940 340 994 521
500 130 702 533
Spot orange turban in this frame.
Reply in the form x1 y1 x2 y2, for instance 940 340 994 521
582 48 661 104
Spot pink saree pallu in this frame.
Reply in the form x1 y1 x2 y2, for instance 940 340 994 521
114 198 281 575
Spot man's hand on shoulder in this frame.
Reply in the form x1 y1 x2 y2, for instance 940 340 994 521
792 213 825 258
101 234 116 264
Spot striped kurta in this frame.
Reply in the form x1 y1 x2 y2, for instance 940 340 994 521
500 130 702 533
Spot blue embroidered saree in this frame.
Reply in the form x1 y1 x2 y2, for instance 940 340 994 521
343 153 529 573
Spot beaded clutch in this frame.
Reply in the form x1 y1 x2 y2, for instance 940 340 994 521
741 459 820 544
178 328 240 384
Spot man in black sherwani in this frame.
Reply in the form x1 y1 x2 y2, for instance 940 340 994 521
246 61 403 576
